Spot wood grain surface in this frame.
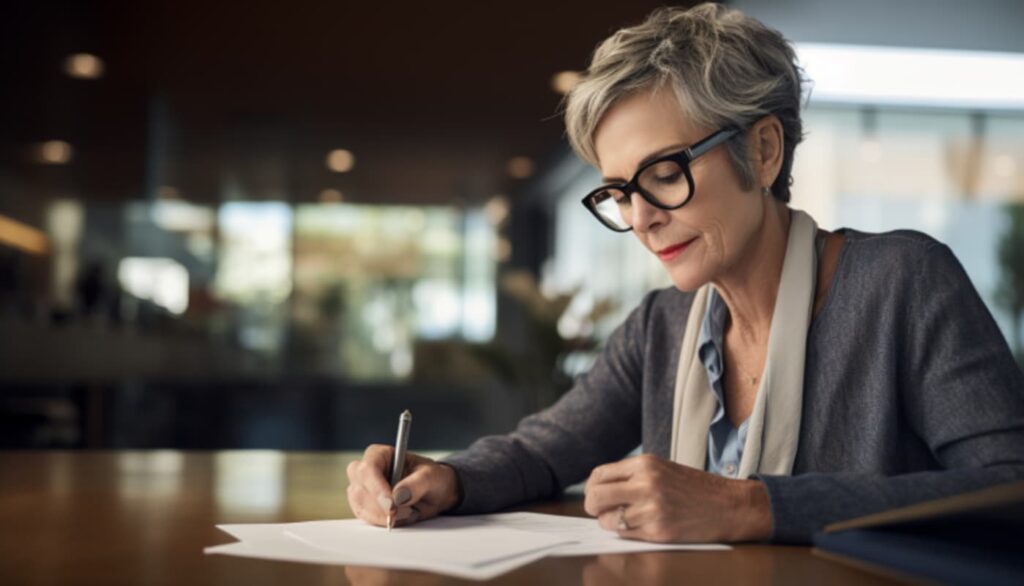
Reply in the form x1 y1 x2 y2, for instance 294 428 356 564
0 451 899 585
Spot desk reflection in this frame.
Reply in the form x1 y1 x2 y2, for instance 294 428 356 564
338 549 775 586
346 565 450 586
583 549 774 585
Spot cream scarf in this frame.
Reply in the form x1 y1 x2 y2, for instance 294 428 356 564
669 210 818 477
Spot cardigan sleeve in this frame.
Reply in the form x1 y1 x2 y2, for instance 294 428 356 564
759 243 1024 543
440 290 656 514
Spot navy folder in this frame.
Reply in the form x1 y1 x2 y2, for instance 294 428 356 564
812 481 1024 585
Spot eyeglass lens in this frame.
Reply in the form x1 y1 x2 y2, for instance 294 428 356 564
591 159 691 230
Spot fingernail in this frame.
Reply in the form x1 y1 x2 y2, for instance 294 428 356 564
394 507 420 527
393 486 411 506
376 494 393 512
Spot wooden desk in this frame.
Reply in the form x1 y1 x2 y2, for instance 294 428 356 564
0 451 898 585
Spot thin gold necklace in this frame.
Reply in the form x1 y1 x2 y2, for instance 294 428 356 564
732 361 760 386
724 318 763 386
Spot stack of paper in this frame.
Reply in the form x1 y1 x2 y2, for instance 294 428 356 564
205 512 730 580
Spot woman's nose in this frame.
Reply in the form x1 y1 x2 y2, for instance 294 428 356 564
630 191 665 232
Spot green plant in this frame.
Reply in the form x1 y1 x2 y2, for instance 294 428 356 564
995 204 1024 365
471 269 617 410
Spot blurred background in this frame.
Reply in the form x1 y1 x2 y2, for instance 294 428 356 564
2 0 1023 451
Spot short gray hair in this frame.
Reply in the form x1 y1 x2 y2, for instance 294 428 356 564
564 3 806 202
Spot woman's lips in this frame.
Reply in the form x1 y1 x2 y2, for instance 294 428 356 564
656 237 698 261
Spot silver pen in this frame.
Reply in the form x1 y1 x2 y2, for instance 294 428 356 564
387 409 412 531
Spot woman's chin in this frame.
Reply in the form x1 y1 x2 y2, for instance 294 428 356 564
667 269 709 293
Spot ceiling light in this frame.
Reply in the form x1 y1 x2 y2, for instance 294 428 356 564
796 43 1024 110
326 149 355 173
506 156 535 179
64 53 105 80
36 140 73 165
551 71 583 95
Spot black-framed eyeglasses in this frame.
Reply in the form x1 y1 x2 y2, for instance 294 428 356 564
581 127 739 232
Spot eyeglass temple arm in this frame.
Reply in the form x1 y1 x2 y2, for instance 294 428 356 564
685 128 739 159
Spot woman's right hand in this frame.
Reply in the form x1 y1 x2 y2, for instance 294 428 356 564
345 444 462 527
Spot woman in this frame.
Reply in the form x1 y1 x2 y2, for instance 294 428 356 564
346 3 1024 543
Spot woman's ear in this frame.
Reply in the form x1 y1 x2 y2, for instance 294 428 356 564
749 115 784 189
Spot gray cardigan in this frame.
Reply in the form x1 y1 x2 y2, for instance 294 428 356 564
443 229 1024 543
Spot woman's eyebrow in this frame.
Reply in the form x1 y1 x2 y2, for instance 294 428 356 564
600 143 687 183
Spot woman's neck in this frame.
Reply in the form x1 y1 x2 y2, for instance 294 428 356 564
711 200 791 346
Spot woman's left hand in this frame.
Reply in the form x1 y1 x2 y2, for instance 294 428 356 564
583 454 772 543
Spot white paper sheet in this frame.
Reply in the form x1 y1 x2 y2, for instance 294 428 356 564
282 516 575 567
207 520 567 581
475 512 730 556
205 512 730 580
206 535 555 581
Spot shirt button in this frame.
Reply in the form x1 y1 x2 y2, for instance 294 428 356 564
724 462 737 476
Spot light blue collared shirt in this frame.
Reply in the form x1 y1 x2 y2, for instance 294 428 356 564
697 288 749 478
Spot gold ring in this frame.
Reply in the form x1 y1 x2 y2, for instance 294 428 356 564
617 505 629 531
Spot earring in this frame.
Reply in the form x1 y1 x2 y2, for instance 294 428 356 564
762 186 772 197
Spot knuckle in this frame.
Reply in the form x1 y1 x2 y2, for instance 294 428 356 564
637 479 655 495
419 462 439 481
365 444 388 458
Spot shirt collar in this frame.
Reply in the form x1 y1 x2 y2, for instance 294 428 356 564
698 287 729 359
